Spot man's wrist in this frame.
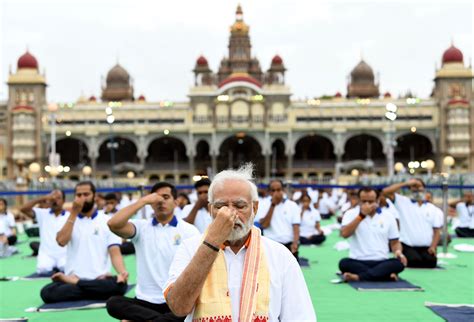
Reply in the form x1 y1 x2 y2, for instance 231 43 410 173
203 240 220 252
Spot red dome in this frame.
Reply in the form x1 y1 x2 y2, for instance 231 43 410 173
138 94 146 101
89 95 97 102
384 92 391 98
271 55 283 65
334 92 342 98
196 55 208 66
17 51 38 69
442 45 463 64
218 74 262 88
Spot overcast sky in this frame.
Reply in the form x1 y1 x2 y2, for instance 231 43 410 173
1 0 472 103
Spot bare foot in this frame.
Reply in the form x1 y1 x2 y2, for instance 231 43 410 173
52 272 79 285
343 272 360 282
390 273 399 281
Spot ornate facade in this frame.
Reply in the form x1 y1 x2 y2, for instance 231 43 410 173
1 6 473 182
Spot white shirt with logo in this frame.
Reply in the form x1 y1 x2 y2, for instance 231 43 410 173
393 194 442 247
342 207 399 261
130 216 199 304
255 199 301 244
65 211 122 280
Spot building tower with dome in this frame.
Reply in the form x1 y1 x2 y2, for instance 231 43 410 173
5 51 47 178
101 64 134 102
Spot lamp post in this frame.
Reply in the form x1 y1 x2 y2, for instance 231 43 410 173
439 155 456 259
106 107 117 186
385 103 398 178
47 103 60 182
28 162 41 190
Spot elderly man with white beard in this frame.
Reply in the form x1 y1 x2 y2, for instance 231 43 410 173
164 163 316 322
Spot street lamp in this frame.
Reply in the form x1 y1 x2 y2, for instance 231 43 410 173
425 159 435 177
82 165 92 179
47 103 60 182
439 155 457 259
106 108 118 185
385 103 398 178
443 155 455 175
28 162 41 176
394 162 404 174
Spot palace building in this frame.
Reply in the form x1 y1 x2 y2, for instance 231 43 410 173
1 5 473 182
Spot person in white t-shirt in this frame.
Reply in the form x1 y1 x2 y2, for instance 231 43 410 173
40 181 128 303
454 191 474 237
378 193 401 223
0 198 17 245
338 191 359 223
102 193 120 215
164 164 316 321
383 178 441 268
100 193 136 255
298 192 325 245
106 182 199 321
339 187 407 282
318 190 337 220
257 179 301 260
20 190 69 273
174 192 191 219
180 178 212 233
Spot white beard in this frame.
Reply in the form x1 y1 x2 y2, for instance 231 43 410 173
227 211 254 242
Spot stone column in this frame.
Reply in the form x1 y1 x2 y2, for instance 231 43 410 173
333 130 345 179
187 132 196 181
87 136 99 178
137 135 148 175
264 131 271 181
210 132 218 178
285 131 294 180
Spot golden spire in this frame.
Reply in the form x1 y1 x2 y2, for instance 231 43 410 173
231 4 249 34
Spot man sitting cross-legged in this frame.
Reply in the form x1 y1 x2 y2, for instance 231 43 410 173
339 187 407 282
19 190 69 273
106 182 199 322
40 181 129 303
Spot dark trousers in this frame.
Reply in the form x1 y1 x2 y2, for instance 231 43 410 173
320 213 331 220
107 296 184 322
300 235 326 245
120 241 135 255
7 235 17 245
283 242 299 262
25 227 39 237
455 227 474 238
40 276 127 303
402 243 437 268
30 241 40 256
339 258 405 281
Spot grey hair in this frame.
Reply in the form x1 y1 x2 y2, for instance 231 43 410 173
208 163 259 203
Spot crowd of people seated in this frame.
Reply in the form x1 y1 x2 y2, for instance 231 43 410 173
0 168 472 321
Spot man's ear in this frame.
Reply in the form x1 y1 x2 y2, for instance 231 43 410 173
253 200 259 215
